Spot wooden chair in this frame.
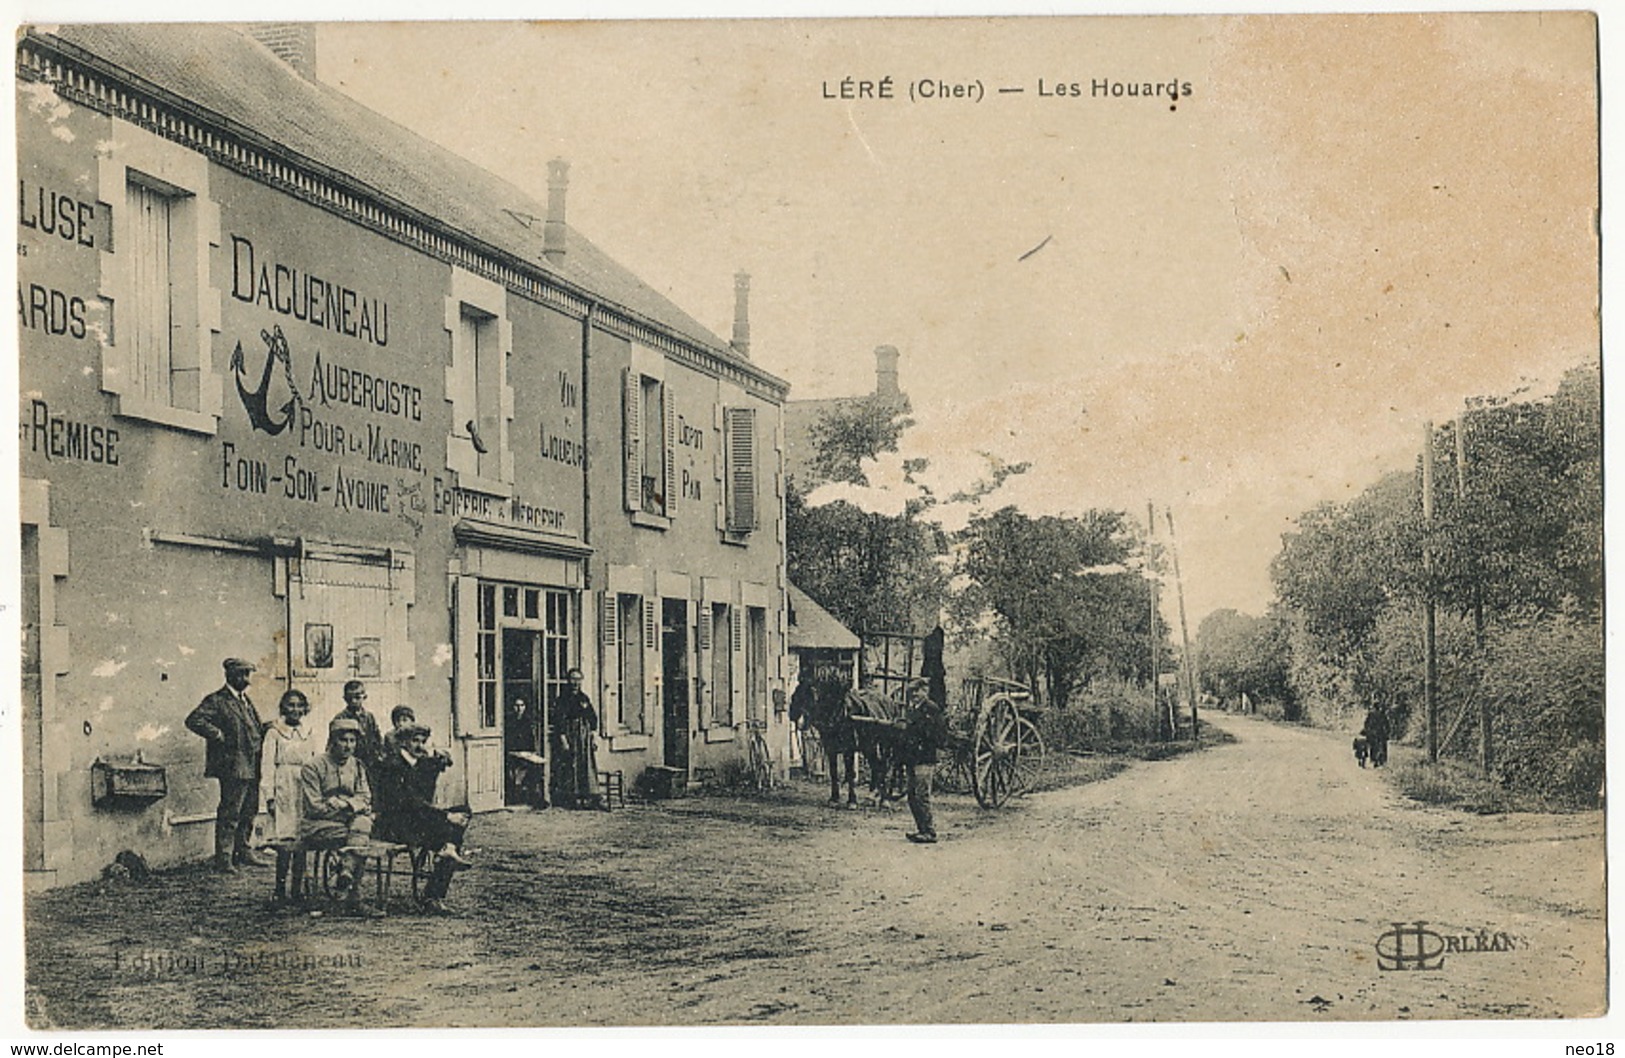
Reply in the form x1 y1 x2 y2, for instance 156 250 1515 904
597 769 625 810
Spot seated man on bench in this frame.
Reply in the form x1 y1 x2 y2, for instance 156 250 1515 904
299 717 379 916
373 722 471 913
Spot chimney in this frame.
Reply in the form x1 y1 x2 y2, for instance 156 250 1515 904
731 271 751 359
543 158 570 263
244 24 318 80
875 344 900 397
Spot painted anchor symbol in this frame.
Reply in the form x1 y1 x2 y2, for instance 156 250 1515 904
232 325 302 436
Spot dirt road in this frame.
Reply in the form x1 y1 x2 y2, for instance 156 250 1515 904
25 712 1605 1028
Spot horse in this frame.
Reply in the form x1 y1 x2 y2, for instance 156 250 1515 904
845 685 909 805
800 680 860 807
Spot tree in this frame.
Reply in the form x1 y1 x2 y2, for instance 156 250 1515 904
1264 361 1601 794
955 506 1160 707
1195 607 1294 712
801 394 912 489
786 395 946 637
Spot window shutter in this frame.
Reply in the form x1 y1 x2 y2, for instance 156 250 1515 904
663 392 678 517
643 597 658 650
696 606 712 728
730 605 744 725
623 369 642 512
451 576 479 737
600 592 619 718
726 407 758 532
128 181 174 405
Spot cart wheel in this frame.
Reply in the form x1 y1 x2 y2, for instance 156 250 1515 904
317 848 344 897
971 695 1041 808
934 737 971 794
1013 714 1047 793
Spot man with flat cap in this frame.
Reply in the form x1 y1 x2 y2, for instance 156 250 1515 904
186 657 272 872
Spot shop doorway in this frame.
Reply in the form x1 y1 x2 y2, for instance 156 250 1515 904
661 598 689 772
503 627 545 805
482 583 575 807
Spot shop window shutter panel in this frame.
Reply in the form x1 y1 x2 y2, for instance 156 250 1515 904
623 368 642 512
600 591 619 714
663 393 678 516
643 597 657 650
451 575 479 736
727 407 757 532
696 607 712 727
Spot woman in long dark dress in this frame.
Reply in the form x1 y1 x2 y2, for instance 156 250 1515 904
551 668 601 809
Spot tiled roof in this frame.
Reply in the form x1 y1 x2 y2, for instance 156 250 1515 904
29 22 785 393
788 583 860 651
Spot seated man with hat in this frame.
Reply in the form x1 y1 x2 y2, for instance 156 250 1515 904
373 721 471 913
299 716 379 915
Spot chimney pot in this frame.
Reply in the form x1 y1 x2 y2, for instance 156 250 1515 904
544 158 570 263
731 271 751 359
244 24 318 80
875 344 900 397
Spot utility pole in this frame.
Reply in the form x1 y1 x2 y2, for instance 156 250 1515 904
1456 413 1490 774
1423 421 1439 763
1147 501 1165 740
1165 507 1199 741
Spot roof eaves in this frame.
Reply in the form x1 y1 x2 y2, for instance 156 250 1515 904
22 25 792 399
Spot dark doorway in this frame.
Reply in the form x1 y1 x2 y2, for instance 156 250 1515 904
661 599 690 772
503 627 546 805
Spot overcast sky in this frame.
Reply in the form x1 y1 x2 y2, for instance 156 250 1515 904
310 14 1598 624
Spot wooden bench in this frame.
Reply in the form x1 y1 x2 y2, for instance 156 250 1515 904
277 839 433 909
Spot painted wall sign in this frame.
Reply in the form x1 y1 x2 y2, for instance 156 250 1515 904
232 327 301 436
17 180 100 248
432 476 570 534
229 234 391 348
21 398 120 466
17 282 89 339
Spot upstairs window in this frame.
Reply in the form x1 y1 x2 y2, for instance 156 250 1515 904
97 120 221 434
444 268 512 489
125 178 179 407
724 406 758 534
462 306 504 482
624 368 676 522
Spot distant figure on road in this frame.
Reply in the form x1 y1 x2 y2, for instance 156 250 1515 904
1360 703 1391 768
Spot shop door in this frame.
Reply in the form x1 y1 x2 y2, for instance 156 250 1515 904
661 598 690 771
502 627 546 805
287 548 411 734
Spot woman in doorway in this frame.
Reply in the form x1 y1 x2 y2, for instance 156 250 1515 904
550 669 601 809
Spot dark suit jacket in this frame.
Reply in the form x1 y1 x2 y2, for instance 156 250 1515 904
372 748 452 846
186 686 268 780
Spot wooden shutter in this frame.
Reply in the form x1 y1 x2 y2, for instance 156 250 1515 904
663 390 678 516
600 591 619 721
726 407 758 532
128 181 173 405
451 575 479 737
731 602 745 723
696 604 712 728
623 369 642 512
